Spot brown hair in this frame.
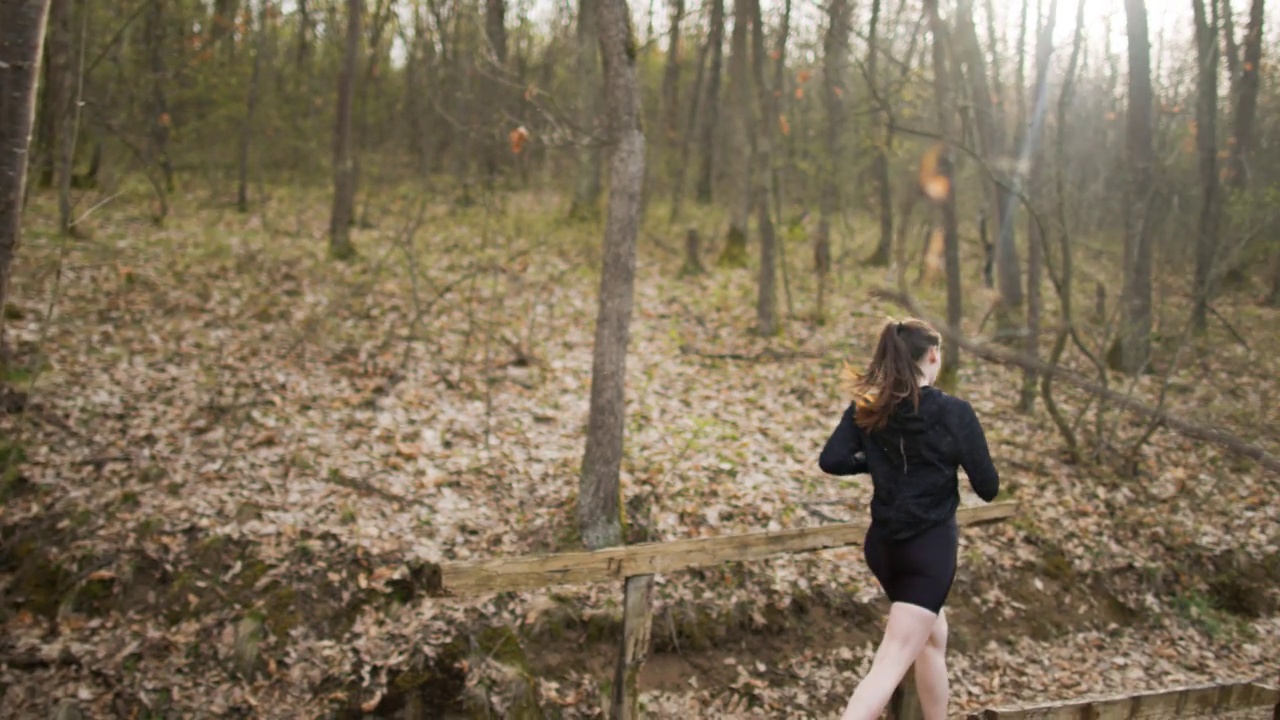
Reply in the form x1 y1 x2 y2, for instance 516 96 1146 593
842 318 942 432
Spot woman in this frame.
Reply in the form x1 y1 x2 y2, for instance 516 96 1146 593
819 318 999 720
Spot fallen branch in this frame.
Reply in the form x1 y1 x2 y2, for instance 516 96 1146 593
873 288 1280 474
678 344 828 363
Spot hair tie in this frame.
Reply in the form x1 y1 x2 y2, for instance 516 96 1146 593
895 321 904 334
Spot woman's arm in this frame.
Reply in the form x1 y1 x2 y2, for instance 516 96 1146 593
819 403 868 475
955 400 999 501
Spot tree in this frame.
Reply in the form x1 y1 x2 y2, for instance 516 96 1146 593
1110 0 1155 374
238 1 268 213
957 0 1020 323
1020 0 1057 413
817 0 851 322
695 0 725 205
1190 0 1220 332
717 0 753 268
1226 0 1263 190
568 0 603 219
0 0 53 346
329 0 361 260
924 0 963 381
750 0 782 334
864 0 894 268
578 0 646 550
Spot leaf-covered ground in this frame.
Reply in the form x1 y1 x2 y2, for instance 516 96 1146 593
2 187 1277 718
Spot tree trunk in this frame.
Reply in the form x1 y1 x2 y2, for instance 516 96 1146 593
238 2 266 213
579 0 646 550
924 0 963 381
661 0 683 213
1227 0 1263 189
36 0 70 190
751 0 779 334
296 0 311 73
569 0 604 220
1191 0 1221 332
329 0 361 260
695 0 724 205
147 0 174 198
52 0 78 235
957 0 1020 320
661 0 683 146
1019 0 1057 413
1109 0 1155 374
717 0 752 268
866 0 893 268
1042 0 1088 458
670 35 709 223
0 0 52 340
483 0 507 183
817 0 850 320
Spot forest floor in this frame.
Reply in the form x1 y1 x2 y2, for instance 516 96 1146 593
1 183 1278 718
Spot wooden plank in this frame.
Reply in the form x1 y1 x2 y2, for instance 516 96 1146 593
888 669 924 720
967 682 1280 719
610 575 655 720
439 502 1016 596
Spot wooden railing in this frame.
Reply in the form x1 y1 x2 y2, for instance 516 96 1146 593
959 680 1280 720
436 502 1018 718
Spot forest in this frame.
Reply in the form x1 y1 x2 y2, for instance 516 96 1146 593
0 0 1278 716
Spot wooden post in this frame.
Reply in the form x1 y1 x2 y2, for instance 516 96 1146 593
611 574 655 719
887 669 924 720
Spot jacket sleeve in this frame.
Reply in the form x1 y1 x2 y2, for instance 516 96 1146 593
819 403 868 475
954 400 1000 501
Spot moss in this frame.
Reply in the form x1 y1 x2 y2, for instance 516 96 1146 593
8 542 72 618
138 464 167 484
717 226 749 269
1041 546 1075 581
262 585 300 636
119 491 140 508
0 440 27 500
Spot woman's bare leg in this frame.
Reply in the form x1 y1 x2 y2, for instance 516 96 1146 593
912 610 949 720
839 602 937 720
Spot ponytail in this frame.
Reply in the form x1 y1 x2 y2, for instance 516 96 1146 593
843 318 941 432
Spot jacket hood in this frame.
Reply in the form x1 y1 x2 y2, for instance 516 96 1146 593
877 386 944 471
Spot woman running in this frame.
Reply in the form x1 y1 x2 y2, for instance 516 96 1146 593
819 318 999 720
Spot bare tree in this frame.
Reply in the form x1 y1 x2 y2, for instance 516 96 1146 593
695 0 725 205
329 0 361 260
751 0 781 334
925 0 963 381
817 0 851 322
238 1 268 213
0 0 53 346
578 0 646 550
865 0 894 268
957 0 1021 322
718 0 753 268
147 0 175 200
1110 0 1155 374
569 0 604 219
1226 0 1263 190
1190 0 1221 332
1019 0 1057 413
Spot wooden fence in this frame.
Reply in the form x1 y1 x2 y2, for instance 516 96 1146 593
961 681 1280 720
437 502 1017 719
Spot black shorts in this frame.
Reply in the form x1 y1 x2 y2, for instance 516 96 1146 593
863 517 958 614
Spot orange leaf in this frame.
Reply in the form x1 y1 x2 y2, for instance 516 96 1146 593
779 115 791 136
794 87 804 100
1244 61 1254 72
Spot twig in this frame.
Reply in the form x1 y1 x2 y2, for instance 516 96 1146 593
1208 304 1250 350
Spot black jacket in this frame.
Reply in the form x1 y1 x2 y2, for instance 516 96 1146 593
819 386 999 540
